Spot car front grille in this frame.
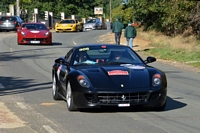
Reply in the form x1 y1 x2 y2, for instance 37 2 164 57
23 38 48 41
97 93 148 104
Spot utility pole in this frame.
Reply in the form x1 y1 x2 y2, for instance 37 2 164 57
16 0 20 16
110 0 112 22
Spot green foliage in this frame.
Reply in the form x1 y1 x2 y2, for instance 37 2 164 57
1 0 199 38
0 0 15 12
126 0 197 36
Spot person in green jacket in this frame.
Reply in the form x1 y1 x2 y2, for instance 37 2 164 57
124 22 137 48
112 17 124 45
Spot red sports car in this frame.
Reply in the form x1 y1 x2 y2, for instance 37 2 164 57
17 23 52 45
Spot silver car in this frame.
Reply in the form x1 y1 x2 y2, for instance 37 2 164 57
84 18 103 30
0 16 23 31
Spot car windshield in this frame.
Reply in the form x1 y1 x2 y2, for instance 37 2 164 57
22 24 47 30
0 16 17 21
60 20 75 24
73 46 144 66
86 19 96 23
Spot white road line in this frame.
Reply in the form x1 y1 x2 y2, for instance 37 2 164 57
10 48 13 52
0 83 5 89
16 102 28 110
43 125 57 133
73 41 77 45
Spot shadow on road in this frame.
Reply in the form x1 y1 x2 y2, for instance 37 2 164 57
0 45 74 62
0 76 51 96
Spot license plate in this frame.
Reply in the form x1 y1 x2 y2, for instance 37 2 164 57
118 103 130 107
30 41 40 44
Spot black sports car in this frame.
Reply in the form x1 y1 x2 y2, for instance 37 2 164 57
52 44 167 111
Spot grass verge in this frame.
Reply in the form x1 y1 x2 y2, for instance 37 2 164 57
138 29 200 68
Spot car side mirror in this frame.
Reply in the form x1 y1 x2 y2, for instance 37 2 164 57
144 56 156 64
55 58 69 65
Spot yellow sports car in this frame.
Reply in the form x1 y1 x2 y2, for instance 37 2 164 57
55 19 83 32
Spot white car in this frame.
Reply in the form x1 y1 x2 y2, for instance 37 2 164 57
84 18 102 30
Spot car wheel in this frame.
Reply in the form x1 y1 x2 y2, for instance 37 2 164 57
76 27 79 32
52 74 62 100
97 25 102 30
154 100 167 111
66 81 77 111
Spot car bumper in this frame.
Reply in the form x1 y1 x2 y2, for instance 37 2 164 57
0 25 16 30
84 26 96 30
18 37 52 45
72 88 167 109
84 25 102 30
55 27 76 32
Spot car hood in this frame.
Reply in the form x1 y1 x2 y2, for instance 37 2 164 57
77 65 157 91
22 30 49 37
57 23 75 27
84 23 95 26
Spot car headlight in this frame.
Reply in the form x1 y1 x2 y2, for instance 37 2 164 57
77 75 90 88
45 32 49 36
152 74 161 86
21 31 26 36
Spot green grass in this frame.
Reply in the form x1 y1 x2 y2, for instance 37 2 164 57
136 28 200 69
143 43 200 68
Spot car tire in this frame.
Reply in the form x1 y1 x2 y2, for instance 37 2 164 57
154 100 167 111
76 27 80 32
52 74 62 100
66 81 77 111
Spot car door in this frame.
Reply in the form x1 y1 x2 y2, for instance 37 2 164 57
59 49 74 92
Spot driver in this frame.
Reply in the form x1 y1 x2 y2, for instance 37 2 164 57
79 51 88 62
112 51 124 61
74 51 89 64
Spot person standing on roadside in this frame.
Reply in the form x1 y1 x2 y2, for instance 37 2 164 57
124 22 137 48
112 17 124 45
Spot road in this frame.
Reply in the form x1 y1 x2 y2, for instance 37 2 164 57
0 30 200 133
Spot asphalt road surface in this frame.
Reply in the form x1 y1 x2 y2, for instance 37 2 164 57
0 30 200 133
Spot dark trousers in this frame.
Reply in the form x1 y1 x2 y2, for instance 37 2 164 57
114 32 121 45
